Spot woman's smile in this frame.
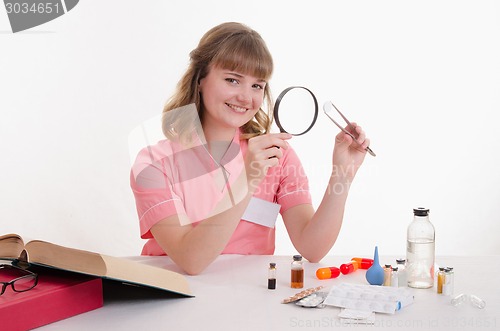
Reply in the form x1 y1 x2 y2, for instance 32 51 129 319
225 102 249 114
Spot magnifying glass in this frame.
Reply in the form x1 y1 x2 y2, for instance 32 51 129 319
273 86 319 136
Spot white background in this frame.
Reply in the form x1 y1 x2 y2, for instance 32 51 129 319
1 0 499 258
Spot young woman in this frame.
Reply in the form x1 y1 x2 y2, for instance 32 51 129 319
130 22 370 275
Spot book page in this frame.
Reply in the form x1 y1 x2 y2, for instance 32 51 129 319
25 240 107 276
0 234 25 260
101 255 192 296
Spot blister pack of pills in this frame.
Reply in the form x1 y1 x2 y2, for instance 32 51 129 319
295 292 328 308
323 283 414 314
281 286 324 304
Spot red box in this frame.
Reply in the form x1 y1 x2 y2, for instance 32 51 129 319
0 267 103 331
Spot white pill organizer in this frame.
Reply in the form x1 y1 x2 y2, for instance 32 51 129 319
323 283 414 314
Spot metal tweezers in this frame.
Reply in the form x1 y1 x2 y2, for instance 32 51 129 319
323 101 376 157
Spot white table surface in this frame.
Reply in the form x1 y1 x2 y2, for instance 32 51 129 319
40 255 499 331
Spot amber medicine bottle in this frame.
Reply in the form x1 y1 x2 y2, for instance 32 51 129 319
437 267 445 294
291 255 304 288
268 263 277 290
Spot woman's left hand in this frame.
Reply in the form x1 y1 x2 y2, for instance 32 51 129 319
331 122 370 180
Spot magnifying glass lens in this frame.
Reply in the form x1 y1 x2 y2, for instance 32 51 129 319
273 86 318 136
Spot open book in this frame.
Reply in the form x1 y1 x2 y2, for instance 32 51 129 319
0 233 192 297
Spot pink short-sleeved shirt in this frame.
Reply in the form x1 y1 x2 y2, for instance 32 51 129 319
130 130 311 256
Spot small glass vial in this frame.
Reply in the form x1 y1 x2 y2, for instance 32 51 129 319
291 255 304 289
383 264 392 286
396 258 407 287
268 263 276 290
437 267 445 294
442 267 454 296
391 267 399 287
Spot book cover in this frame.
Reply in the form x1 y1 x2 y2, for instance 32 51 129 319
0 266 103 331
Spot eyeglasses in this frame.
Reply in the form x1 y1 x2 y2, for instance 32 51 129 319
0 264 38 295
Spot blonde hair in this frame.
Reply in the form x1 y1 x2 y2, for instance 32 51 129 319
162 22 274 141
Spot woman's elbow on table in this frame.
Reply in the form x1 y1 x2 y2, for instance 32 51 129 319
181 262 208 276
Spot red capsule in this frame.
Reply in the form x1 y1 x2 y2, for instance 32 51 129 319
316 267 341 280
351 257 374 269
340 261 359 275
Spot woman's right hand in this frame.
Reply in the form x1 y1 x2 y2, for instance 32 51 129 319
245 133 292 191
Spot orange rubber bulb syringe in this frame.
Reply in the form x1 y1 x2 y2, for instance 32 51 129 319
316 266 341 280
